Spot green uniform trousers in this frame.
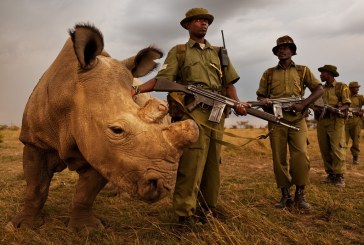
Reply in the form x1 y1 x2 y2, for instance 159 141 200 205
173 107 224 217
268 118 310 188
345 117 362 158
317 117 346 174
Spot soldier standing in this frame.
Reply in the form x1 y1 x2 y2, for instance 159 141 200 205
345 81 364 164
317 65 351 187
256 35 323 210
132 8 248 225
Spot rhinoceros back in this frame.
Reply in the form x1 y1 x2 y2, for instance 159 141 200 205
20 39 78 150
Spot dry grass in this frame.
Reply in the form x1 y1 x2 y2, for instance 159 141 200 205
0 128 363 244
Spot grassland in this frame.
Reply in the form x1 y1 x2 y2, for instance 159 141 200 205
0 127 363 244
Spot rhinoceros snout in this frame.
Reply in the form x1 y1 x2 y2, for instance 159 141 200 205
137 171 173 203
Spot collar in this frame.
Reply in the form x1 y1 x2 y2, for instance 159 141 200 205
187 38 213 49
275 61 296 70
324 79 337 88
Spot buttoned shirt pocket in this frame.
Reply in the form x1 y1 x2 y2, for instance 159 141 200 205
269 77 284 98
209 54 221 69
183 60 203 83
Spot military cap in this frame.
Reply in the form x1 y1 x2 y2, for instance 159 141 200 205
318 65 340 77
180 8 214 29
272 35 297 56
349 81 360 88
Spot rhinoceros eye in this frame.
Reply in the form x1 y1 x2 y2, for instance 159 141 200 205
109 125 124 134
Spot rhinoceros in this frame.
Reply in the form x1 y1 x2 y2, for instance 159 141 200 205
6 23 198 232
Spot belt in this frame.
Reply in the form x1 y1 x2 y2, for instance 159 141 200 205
321 111 336 119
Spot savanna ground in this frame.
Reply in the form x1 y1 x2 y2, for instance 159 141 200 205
0 126 363 244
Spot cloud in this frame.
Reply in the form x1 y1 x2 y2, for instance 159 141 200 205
1 0 364 125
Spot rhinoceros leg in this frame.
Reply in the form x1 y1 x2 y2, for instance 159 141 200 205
9 145 54 229
68 166 108 232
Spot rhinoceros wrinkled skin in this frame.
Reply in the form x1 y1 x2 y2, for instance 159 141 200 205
6 23 198 232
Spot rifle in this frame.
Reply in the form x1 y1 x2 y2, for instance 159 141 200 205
310 104 346 120
248 97 305 119
153 78 299 131
348 107 364 117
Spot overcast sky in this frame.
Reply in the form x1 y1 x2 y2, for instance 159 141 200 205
1 0 363 127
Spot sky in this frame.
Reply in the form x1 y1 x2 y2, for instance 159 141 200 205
1 0 364 127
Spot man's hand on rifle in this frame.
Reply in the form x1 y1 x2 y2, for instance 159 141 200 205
338 104 349 112
258 98 273 107
355 111 364 117
290 102 306 113
234 102 250 116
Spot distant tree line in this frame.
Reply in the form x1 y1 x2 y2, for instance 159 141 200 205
0 124 20 143
0 124 20 131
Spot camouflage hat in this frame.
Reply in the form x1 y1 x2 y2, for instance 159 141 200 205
272 35 297 56
180 8 214 29
349 81 360 88
318 65 340 77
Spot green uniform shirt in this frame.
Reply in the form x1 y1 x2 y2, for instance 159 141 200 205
156 39 239 90
322 80 351 106
349 93 364 108
256 62 320 98
256 62 321 122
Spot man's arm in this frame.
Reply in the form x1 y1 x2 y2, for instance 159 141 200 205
225 83 248 115
131 78 157 96
291 84 324 112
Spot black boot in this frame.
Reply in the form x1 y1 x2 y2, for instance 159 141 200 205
353 156 359 165
274 187 292 208
335 174 345 188
321 173 335 184
294 186 311 210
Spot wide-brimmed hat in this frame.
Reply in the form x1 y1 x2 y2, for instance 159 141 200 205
272 35 297 56
318 65 339 77
349 81 360 88
180 8 214 29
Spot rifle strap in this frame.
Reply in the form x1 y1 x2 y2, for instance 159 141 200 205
334 82 343 102
176 44 223 84
168 92 268 148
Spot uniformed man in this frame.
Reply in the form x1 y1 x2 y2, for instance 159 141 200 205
345 81 364 164
131 8 248 225
256 35 323 210
317 65 351 187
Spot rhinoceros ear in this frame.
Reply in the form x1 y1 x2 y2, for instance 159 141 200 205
122 46 163 78
69 23 104 70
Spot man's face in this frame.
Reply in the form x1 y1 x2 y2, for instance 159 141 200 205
350 87 359 95
186 18 209 38
276 45 293 60
320 71 332 82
